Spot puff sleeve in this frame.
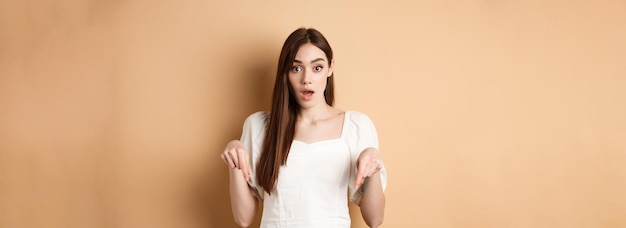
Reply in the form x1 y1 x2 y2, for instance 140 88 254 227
239 111 268 200
346 112 388 204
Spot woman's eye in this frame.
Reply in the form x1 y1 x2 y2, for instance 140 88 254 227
314 66 323 72
291 66 302 72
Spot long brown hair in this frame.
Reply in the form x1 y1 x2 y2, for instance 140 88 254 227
257 28 335 194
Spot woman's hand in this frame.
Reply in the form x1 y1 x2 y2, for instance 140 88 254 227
221 140 258 227
355 147 386 227
355 147 384 190
220 140 251 182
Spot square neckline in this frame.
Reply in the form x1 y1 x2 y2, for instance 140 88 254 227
292 111 349 146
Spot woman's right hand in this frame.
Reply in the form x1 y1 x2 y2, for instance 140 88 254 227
220 140 251 182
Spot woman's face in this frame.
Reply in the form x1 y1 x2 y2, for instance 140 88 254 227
288 43 334 109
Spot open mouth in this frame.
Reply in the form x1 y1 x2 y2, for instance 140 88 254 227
301 90 314 100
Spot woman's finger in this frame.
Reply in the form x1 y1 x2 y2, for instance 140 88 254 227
220 152 228 165
354 171 363 189
223 150 236 168
228 148 240 169
354 176 363 189
355 159 371 188
237 148 250 182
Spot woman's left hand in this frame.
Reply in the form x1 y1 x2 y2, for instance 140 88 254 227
355 147 384 190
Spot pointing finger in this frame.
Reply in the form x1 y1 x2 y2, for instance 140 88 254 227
354 161 369 188
223 150 236 169
229 148 240 169
237 148 250 182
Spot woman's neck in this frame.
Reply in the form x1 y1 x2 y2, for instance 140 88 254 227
297 105 338 123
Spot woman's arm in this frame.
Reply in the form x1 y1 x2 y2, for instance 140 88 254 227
228 168 258 227
222 140 258 227
359 172 385 227
355 147 385 228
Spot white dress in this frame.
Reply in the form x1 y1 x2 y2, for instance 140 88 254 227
240 111 388 228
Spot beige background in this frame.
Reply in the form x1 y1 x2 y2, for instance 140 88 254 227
1 1 625 227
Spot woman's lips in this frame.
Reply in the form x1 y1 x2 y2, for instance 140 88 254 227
301 90 314 101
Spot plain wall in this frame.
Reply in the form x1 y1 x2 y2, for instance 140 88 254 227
1 1 625 227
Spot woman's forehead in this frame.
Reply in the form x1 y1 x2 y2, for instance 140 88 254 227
294 43 327 63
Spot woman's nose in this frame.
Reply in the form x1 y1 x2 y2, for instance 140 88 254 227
301 69 312 84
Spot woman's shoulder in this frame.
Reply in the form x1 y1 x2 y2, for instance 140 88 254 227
246 111 268 121
343 110 377 132
344 110 374 123
243 111 269 129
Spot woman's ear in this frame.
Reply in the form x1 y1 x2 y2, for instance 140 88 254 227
328 59 335 77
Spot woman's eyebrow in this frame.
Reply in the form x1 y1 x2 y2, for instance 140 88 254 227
293 58 326 64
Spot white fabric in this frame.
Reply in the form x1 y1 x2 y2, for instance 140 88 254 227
240 111 388 228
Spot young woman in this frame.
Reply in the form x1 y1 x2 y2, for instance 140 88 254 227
220 28 387 228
